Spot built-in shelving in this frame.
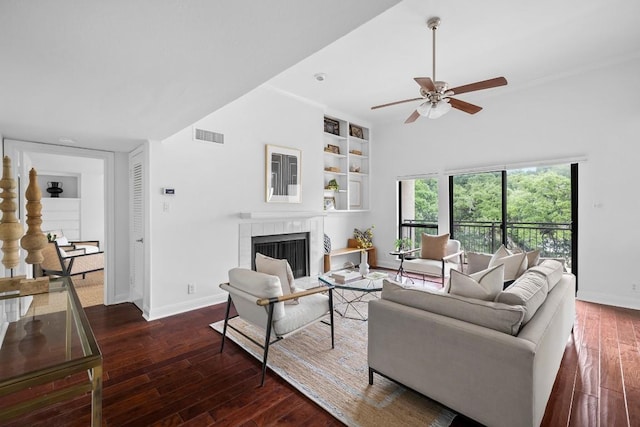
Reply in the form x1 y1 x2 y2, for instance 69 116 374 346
323 116 370 212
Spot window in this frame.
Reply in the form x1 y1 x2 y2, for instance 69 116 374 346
398 177 439 248
450 164 576 273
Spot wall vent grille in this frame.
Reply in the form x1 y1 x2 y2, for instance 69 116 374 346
193 128 224 144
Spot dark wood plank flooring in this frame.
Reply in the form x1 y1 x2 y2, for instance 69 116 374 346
4 298 640 426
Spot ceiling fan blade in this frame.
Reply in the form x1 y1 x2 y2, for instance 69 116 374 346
414 77 435 92
371 97 423 110
449 97 483 114
448 77 508 96
404 110 421 124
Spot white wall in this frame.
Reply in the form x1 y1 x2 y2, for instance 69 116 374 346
146 85 375 319
27 152 105 245
370 57 640 310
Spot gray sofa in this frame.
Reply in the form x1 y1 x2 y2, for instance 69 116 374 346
368 261 575 427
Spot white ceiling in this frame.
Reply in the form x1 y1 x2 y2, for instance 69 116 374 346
0 0 400 151
2 0 640 152
269 0 640 126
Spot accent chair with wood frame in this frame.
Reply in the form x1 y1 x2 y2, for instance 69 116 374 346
403 233 464 281
219 268 335 386
40 241 104 278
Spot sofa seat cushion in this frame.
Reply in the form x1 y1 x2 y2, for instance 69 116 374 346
497 270 549 324
382 279 525 335
448 264 504 301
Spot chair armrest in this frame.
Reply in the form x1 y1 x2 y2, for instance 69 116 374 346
257 285 334 306
443 250 464 262
64 248 87 256
71 240 100 249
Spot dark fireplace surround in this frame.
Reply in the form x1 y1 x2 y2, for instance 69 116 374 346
251 232 310 278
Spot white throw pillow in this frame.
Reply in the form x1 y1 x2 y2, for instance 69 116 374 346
448 264 505 301
255 253 299 304
488 245 527 281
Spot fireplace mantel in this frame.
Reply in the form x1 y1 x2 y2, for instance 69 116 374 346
239 211 326 219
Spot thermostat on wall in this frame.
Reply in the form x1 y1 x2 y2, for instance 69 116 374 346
162 188 175 195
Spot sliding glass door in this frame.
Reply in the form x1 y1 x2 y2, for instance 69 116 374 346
450 164 576 273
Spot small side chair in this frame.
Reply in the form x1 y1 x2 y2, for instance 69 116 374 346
219 268 334 386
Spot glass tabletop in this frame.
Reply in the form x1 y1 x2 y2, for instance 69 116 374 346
319 269 390 292
0 276 101 387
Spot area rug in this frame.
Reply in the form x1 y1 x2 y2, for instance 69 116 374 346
210 312 456 426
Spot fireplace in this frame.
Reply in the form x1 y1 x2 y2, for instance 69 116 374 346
252 232 309 278
237 214 324 277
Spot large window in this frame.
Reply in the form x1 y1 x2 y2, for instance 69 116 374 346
450 164 576 273
398 177 439 248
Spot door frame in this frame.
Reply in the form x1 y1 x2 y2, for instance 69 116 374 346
2 139 116 303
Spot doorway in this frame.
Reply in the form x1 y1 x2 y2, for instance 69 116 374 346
3 139 116 305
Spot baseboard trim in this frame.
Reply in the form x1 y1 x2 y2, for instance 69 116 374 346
577 290 640 310
144 294 228 321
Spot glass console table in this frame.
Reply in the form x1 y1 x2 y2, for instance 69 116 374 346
0 276 102 425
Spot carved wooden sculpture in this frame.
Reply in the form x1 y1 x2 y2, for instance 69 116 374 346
20 168 48 265
0 156 24 270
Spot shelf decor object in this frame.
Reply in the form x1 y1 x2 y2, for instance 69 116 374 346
324 117 340 135
0 156 24 270
266 144 301 203
46 181 63 198
349 124 364 139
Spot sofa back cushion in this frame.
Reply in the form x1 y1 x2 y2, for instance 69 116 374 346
528 259 564 291
382 279 525 335
497 270 548 323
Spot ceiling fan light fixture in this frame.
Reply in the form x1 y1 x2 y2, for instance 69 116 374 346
417 99 451 119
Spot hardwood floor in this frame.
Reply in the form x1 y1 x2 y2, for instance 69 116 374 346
4 298 640 426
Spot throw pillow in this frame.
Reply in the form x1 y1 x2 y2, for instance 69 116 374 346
525 249 541 268
448 264 505 301
420 233 450 260
466 252 492 274
488 245 527 281
255 253 300 304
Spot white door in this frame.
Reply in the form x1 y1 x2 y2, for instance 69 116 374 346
129 149 145 310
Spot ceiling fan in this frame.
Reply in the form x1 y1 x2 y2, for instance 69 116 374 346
371 17 507 123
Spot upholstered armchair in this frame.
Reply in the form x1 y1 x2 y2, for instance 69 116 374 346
40 241 104 278
219 267 334 386
403 233 464 280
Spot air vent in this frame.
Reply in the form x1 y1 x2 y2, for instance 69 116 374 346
193 127 224 144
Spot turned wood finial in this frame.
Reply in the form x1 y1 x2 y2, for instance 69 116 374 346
0 156 24 270
20 168 48 265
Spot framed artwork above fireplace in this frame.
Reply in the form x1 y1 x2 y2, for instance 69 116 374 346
266 144 301 203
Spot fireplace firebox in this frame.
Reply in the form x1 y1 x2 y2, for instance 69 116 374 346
252 232 310 278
